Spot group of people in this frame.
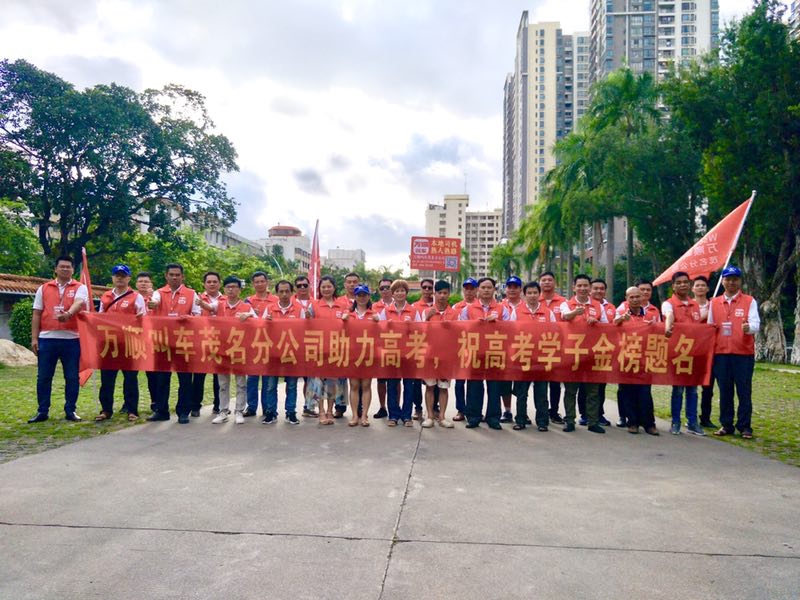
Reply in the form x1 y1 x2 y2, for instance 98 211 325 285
28 255 759 440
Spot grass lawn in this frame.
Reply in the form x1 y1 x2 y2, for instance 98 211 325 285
610 363 800 467
0 364 213 464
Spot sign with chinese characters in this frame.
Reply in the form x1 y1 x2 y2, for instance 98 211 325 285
78 314 714 386
410 236 461 272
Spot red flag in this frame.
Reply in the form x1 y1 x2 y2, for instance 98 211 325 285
309 220 320 301
79 247 94 386
653 193 754 286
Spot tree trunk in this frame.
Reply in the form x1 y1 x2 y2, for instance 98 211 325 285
744 249 787 363
579 224 586 274
567 246 574 285
559 251 565 295
626 217 634 287
606 219 615 301
792 230 800 365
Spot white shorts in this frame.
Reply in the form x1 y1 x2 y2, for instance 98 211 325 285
423 379 450 389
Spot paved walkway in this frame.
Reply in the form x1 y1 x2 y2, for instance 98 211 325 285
1 396 798 599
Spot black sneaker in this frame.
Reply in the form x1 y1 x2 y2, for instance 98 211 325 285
147 412 170 422
616 418 626 428
700 420 717 428
373 407 388 419
465 421 480 429
588 424 606 434
599 416 612 426
212 407 220 415
286 413 299 425
550 413 564 424
537 425 548 432
578 416 588 426
333 407 346 419
487 421 502 430
302 407 319 417
27 413 49 423
525 417 532 425
242 408 257 418
190 410 201 418
65 412 82 422
262 413 277 425
499 411 513 423
562 423 575 432
177 414 190 424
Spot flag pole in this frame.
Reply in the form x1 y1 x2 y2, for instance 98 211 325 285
712 190 756 297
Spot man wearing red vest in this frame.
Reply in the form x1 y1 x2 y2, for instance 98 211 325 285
28 255 89 423
540 271 567 424
707 266 760 439
559 274 609 433
451 277 478 422
95 265 146 422
146 262 201 423
663 271 704 435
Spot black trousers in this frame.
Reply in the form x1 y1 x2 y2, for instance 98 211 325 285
548 381 562 415
191 373 220 411
619 384 654 429
466 380 501 426
513 381 548 427
700 384 714 423
713 354 754 433
99 369 139 415
154 371 193 417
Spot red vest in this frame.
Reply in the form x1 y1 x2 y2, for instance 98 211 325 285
217 299 254 318
153 285 196 317
39 280 82 332
667 295 701 323
710 293 756 355
542 293 566 317
198 292 223 317
462 299 502 321
100 288 141 315
350 307 379 321
515 302 554 323
312 298 348 320
561 297 603 323
372 299 390 313
267 300 305 320
600 300 616 322
384 301 418 322
425 305 459 322
247 293 278 317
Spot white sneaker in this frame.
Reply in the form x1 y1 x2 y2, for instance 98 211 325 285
212 412 228 424
439 419 454 428
421 418 434 428
234 411 245 424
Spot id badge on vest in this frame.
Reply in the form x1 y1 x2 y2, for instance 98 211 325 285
168 311 178 317
54 305 65 315
721 321 733 337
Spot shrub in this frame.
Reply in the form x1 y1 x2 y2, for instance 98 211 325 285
9 298 33 349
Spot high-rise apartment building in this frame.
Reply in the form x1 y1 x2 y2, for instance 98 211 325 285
503 14 583 237
790 1 799 38
589 0 720 85
425 194 502 278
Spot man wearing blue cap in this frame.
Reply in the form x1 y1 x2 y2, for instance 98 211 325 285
452 278 478 421
707 266 759 439
94 265 147 422
500 276 524 423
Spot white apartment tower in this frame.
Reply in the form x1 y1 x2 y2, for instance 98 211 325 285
589 0 720 85
790 1 799 38
503 14 580 237
425 194 502 279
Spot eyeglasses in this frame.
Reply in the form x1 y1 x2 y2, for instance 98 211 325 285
421 286 433 291
296 283 309 288
379 286 390 291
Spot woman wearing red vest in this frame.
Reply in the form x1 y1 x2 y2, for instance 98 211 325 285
28 255 89 423
95 265 146 422
707 266 760 439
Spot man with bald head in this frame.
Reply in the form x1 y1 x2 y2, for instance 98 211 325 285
615 286 660 435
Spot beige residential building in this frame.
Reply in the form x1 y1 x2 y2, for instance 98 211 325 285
425 194 502 279
256 224 311 271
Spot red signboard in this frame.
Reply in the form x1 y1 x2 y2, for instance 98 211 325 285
410 236 461 272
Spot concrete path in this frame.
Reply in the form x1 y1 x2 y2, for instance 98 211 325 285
1 397 798 599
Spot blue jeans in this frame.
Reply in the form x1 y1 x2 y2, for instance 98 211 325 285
265 376 298 416
247 375 268 413
670 385 698 426
36 337 80 415
387 378 414 421
713 354 754 433
454 379 466 413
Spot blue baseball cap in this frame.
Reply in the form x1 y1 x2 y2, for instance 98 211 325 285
721 265 742 278
463 278 478 288
354 284 370 295
111 264 131 276
506 276 522 286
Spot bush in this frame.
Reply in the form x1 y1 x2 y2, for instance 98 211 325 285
9 298 33 349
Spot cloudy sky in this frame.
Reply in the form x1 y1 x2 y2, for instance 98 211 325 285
2 0 754 269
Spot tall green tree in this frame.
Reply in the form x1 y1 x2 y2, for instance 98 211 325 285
663 0 800 362
0 59 239 263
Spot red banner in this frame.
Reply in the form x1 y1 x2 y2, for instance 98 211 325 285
77 314 714 385
410 236 461 272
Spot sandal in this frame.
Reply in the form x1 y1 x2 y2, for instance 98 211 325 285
404 420 414 427
387 419 398 427
94 411 111 422
741 431 753 439
453 412 465 422
512 424 524 430
361 419 370 427
127 413 139 422
713 428 732 436
348 418 359 427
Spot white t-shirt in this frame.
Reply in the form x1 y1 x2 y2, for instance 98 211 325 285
33 281 90 339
